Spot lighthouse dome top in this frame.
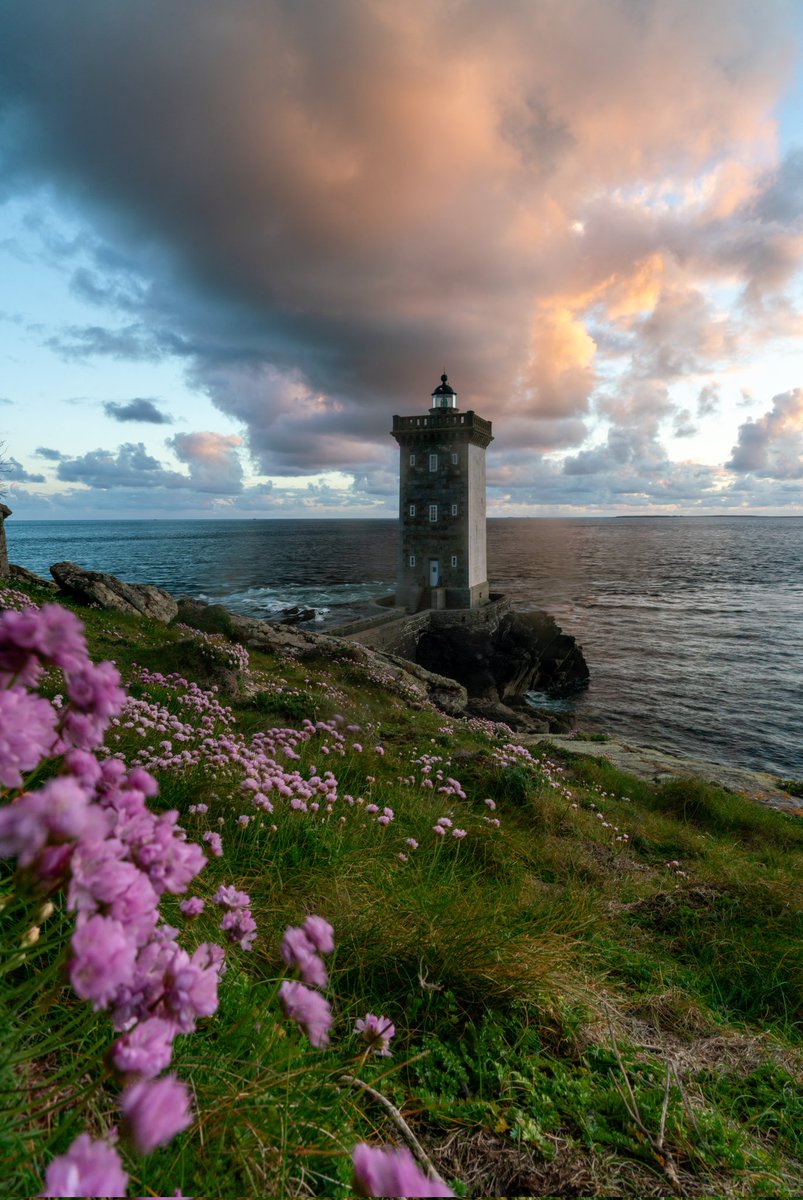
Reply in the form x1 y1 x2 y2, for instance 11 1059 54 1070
430 372 458 411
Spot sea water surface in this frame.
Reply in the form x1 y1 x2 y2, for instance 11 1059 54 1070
8 517 803 778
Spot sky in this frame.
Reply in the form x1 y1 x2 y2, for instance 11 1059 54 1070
2 0 803 520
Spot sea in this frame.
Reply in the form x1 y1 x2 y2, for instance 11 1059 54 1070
7 516 803 779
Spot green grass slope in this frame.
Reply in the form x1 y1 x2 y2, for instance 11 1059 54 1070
2 580 802 1198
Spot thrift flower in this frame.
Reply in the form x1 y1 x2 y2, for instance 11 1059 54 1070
202 830 223 857
302 914 335 955
0 689 58 787
278 980 332 1048
179 896 205 917
281 925 328 987
352 1144 454 1198
111 1017 177 1078
41 1133 128 1198
69 915 136 1010
120 1074 193 1154
355 1013 395 1057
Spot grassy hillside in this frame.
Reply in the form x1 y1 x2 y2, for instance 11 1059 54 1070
2 578 802 1198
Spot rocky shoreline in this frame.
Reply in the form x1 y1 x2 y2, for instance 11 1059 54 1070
6 557 801 816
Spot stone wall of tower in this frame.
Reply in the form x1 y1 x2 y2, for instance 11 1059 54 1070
392 409 492 612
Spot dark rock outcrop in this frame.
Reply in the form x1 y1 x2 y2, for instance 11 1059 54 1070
9 564 58 591
174 596 468 715
0 503 10 579
273 605 316 625
415 610 589 703
50 561 179 623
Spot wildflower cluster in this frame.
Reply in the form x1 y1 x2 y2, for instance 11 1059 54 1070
174 623 251 675
279 914 335 1047
0 603 228 1195
0 585 37 613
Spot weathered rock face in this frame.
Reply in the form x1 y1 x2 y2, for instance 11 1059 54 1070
176 596 468 715
0 503 11 580
50 561 179 623
9 564 58 591
415 610 589 702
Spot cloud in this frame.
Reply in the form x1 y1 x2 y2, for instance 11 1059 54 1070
0 0 801 505
0 397 13 406
104 397 173 424
47 323 186 363
168 431 243 494
35 446 64 460
727 389 803 478
1 456 46 483
56 442 188 490
696 383 720 417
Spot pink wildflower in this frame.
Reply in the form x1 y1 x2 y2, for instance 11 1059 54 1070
0 689 58 787
302 914 335 955
281 925 328 988
120 1074 193 1154
179 896 205 916
111 1017 177 1078
404 838 418 849
202 830 223 857
452 828 467 839
279 980 332 1048
352 1144 454 1197
355 1013 395 1057
69 915 136 1010
41 1133 128 1198
213 884 250 909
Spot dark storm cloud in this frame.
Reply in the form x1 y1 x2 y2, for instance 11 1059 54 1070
0 0 797 487
104 398 173 424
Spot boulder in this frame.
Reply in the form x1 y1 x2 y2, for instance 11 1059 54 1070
175 596 235 636
50 561 178 624
466 697 550 733
273 605 316 625
9 564 58 591
415 610 589 703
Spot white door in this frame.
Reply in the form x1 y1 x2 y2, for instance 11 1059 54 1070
429 559 440 587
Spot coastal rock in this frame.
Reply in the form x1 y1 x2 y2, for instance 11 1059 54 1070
466 697 550 734
273 605 316 626
175 596 235 636
221 610 468 715
0 502 10 579
9 564 58 591
50 561 179 623
415 610 589 703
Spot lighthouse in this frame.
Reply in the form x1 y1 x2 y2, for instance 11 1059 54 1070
391 373 493 613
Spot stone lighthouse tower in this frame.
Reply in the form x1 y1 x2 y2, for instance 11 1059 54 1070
391 373 493 613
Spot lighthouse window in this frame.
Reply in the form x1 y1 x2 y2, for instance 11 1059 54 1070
451 503 458 516
451 555 458 567
408 504 416 517
429 453 438 471
409 453 416 466
409 555 416 567
451 452 458 465
428 504 438 522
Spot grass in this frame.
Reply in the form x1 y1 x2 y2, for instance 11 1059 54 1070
2 579 803 1197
